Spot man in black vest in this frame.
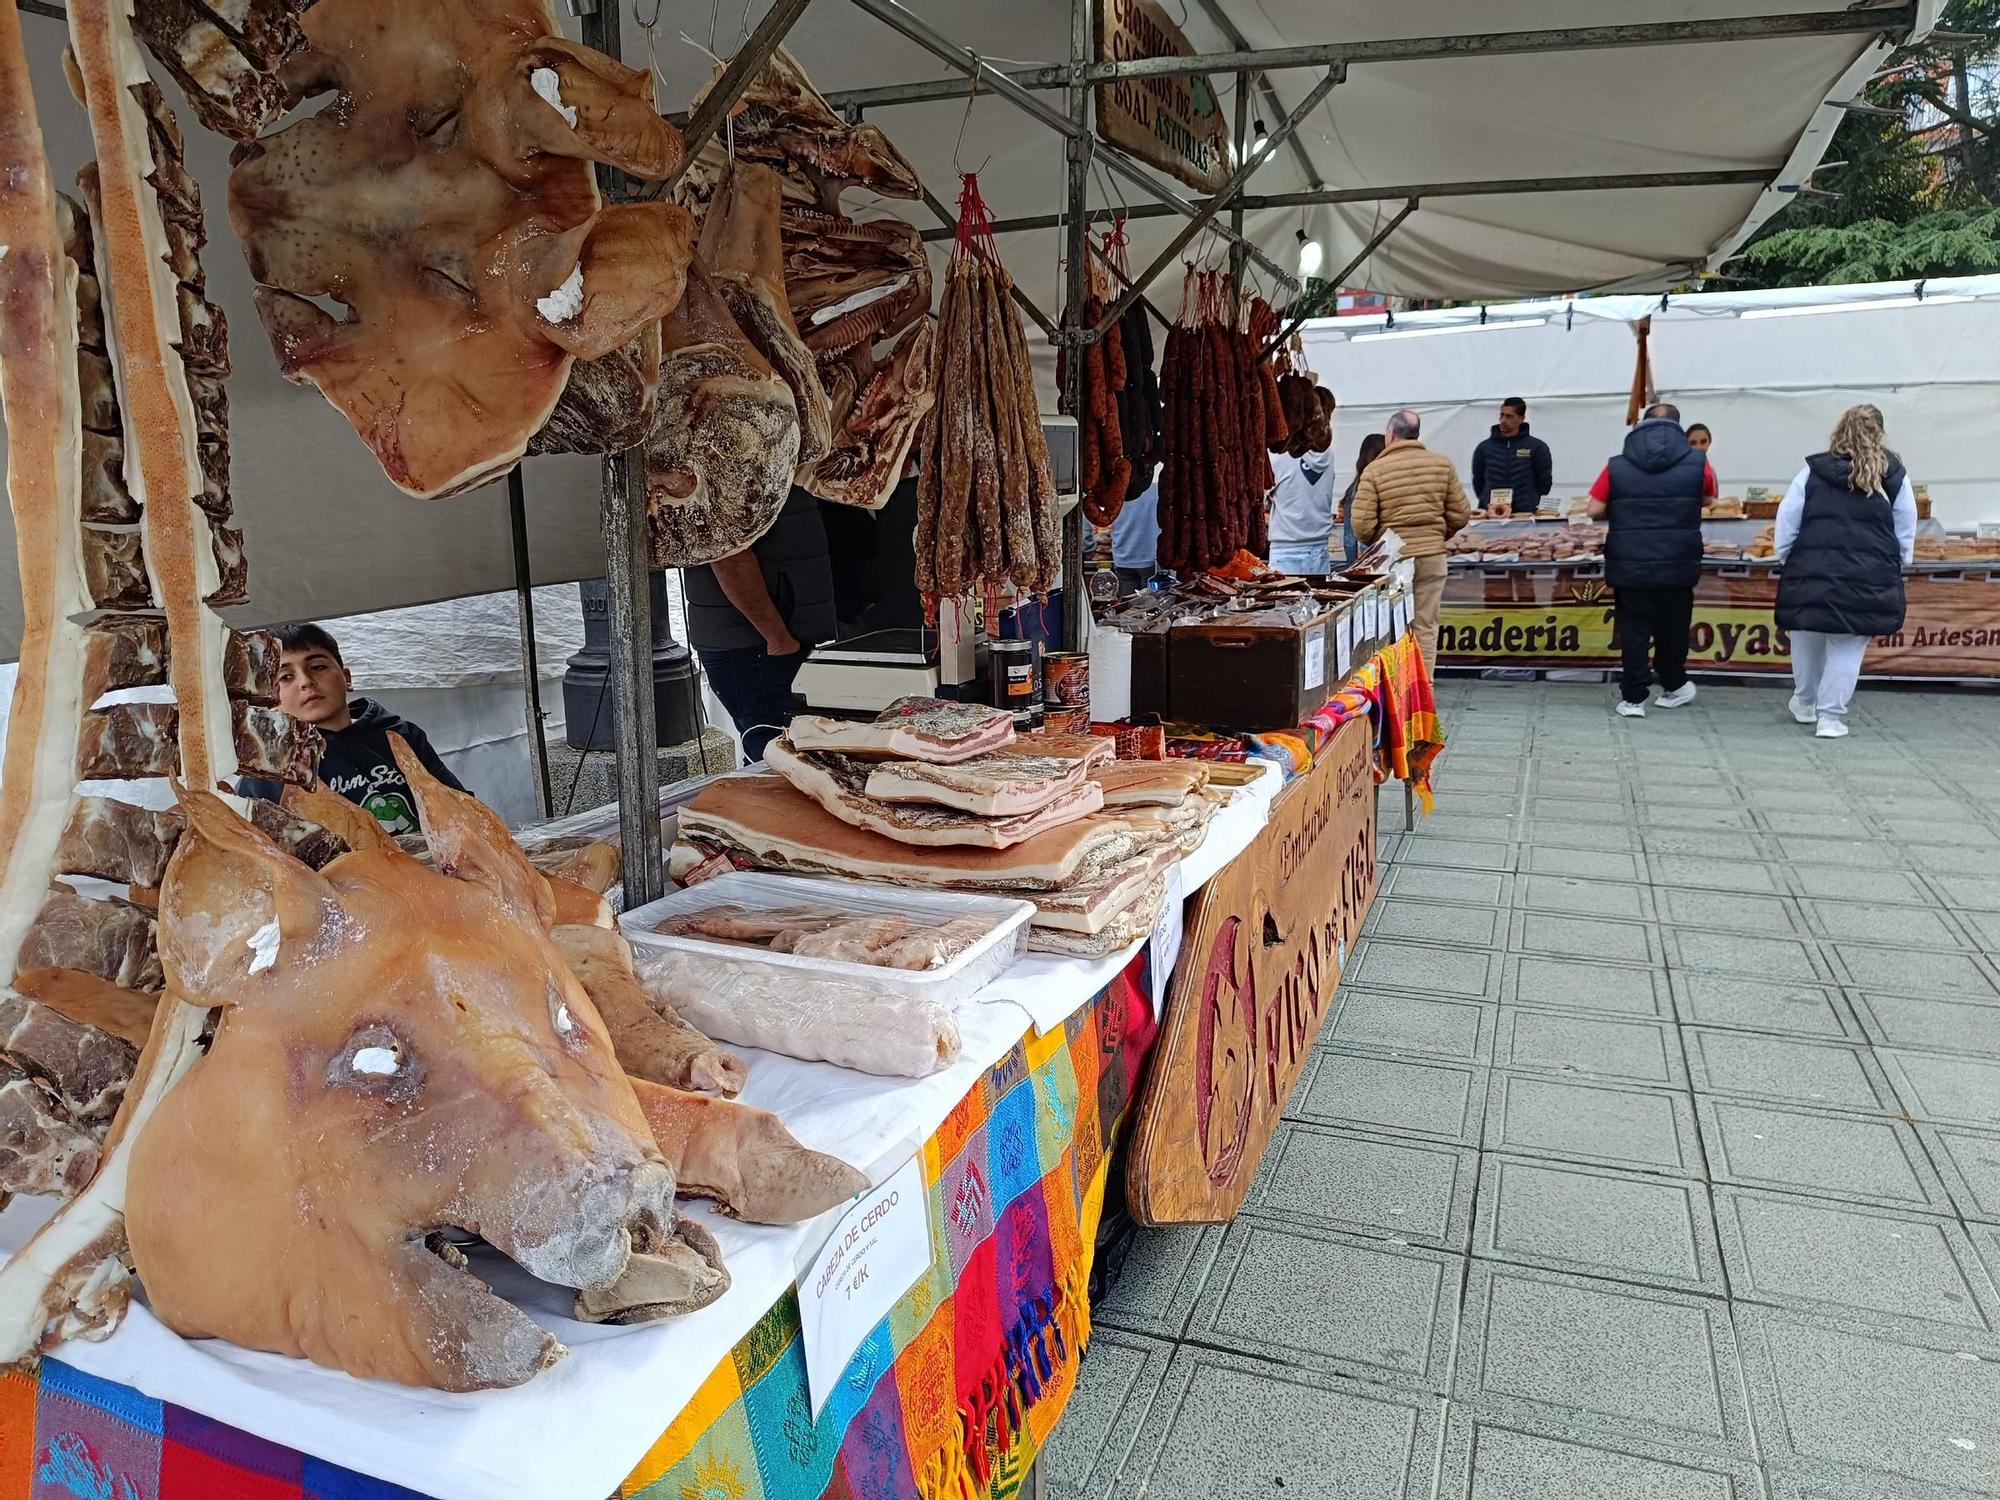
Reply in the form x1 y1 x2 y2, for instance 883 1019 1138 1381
686 484 838 761
1587 403 1716 717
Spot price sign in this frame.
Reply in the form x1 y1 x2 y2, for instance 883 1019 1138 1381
799 1155 931 1417
1147 866 1186 1019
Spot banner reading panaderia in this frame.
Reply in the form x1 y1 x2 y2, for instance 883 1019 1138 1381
1439 570 2000 679
1095 0 1231 194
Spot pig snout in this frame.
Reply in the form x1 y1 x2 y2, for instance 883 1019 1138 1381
496 1159 676 1291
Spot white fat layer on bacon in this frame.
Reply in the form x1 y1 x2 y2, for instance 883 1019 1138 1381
809 275 905 327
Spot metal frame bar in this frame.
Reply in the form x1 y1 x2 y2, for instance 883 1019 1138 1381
1193 0 1321 188
918 168 1777 240
506 469 556 819
845 0 1297 294
822 6 1920 110
1059 0 1090 649
1093 66 1341 339
1260 198 1418 359
1227 71 1251 308
651 0 817 194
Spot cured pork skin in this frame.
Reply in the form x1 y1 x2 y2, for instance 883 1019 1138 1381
766 738 1103 850
786 696 1014 764
1089 760 1212 808
861 751 1088 818
552 924 745 1098
627 1077 867 1225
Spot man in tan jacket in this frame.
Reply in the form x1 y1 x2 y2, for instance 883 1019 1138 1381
1351 409 1471 665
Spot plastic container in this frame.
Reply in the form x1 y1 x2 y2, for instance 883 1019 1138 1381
620 870 1033 1009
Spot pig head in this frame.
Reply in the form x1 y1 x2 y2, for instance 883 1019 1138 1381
125 786 722 1390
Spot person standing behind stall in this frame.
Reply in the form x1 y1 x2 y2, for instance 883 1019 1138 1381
1268 443 1337 575
1352 409 1471 665
1113 466 1163 593
686 483 837 762
1471 397 1554 516
1587 403 1716 718
1338 432 1388 567
1774 404 1916 738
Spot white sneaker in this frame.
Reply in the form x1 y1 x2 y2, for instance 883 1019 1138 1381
1656 683 1698 709
1815 717 1849 739
1788 695 1816 725
1615 699 1647 718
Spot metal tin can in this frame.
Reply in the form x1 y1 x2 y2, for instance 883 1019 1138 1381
1043 705 1088 734
988 637 1041 716
1042 651 1090 708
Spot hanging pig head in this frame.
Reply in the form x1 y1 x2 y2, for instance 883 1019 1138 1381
227 0 694 499
124 784 724 1390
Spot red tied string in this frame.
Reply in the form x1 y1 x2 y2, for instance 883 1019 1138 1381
1099 215 1130 279
954 171 1000 266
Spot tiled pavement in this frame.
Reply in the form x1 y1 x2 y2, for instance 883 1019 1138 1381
1048 677 2000 1499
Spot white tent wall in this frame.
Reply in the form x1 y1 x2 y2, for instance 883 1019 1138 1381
1301 283 2000 529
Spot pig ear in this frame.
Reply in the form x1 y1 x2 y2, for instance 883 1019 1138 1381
509 39 685 182
162 784 338 1002
389 735 556 929
527 203 693 362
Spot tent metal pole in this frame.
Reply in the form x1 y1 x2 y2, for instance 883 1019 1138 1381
1228 72 1251 312
1059 0 1090 650
822 5 1920 109
665 0 818 187
1260 199 1418 360
844 0 1297 292
506 469 555 820
577 0 664 907
1193 0 1321 188
1092 66 1341 340
918 168 1777 240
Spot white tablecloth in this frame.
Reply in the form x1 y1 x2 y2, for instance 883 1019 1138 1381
0 765 1281 1500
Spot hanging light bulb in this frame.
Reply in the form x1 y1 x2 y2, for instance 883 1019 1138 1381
1296 227 1323 279
1252 117 1269 157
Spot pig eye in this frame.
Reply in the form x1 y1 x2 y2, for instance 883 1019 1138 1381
330 1025 419 1089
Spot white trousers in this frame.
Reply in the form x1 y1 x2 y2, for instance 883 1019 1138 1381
1789 630 1869 721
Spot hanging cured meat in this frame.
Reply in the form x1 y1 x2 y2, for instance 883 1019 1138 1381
914 175 1060 622
1249 298 1291 451
1057 242 1130 528
1157 269 1277 574
227 0 693 499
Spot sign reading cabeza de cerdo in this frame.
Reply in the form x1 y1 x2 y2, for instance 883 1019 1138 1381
1126 716 1379 1225
1094 0 1232 194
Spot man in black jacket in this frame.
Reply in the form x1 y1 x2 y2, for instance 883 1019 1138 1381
1587 404 1716 717
1471 397 1554 515
237 623 468 833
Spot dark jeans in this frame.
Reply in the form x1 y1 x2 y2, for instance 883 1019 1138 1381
698 643 812 763
1614 586 1694 703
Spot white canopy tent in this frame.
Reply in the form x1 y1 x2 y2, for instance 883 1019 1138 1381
1298 275 2000 528
0 0 1937 649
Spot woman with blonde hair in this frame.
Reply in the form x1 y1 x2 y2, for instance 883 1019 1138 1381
1773 404 1917 737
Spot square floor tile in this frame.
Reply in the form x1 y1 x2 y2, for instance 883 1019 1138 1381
1931 873 2000 912
1881 815 2000 849
1510 910 1660 965
1124 1346 1442 1499
1683 1028 1898 1112
1667 928 1828 983
1485 1073 1701 1177
1530 796 1629 824
1644 830 1770 862
1834 943 2000 999
1918 1124 2000 1224
1351 939 1499 999
1296 1049 1485 1144
1713 1187 2000 1336
1188 1220 1461 1392
1369 899 1504 947
1658 888 1804 936
1328 990 1497 1063
1772 836 1892 870
1696 1098 1952 1213
1670 973 1858 1039
1649 854 1788 895
1877 1049 2000 1127
1040 1328 1173 1500
1792 864 1932 904
1520 845 1646 882
1962 907 2000 951
1245 1122 1477 1249
1637 803 1758 833
1385 865 1512 907
1437 1412 1766 1500
1412 814 1522 844
1473 1155 1721 1293
1798 897 1969 950
1758 809 1877 839
1093 1225 1225 1341
1736 1305 2000 1495
1399 838 1517 872
1496 1008 1686 1086
1850 991 2000 1058
1504 955 1670 1018
1515 873 1654 920
1456 1263 1752 1456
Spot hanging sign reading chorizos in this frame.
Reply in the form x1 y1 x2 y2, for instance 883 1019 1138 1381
1095 0 1233 194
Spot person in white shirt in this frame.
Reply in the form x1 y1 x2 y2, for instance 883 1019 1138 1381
1772 404 1918 738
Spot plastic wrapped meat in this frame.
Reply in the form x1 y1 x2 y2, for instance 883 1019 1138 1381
635 945 960 1079
772 914 908 961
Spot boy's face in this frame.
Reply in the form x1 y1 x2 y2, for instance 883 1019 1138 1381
277 647 352 726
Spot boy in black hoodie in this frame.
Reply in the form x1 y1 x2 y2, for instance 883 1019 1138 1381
237 623 468 834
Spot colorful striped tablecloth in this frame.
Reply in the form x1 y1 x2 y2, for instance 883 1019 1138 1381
0 951 1161 1500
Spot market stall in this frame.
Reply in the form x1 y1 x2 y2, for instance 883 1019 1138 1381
1438 516 2000 680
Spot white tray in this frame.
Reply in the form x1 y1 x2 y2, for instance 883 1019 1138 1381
620 871 1033 1008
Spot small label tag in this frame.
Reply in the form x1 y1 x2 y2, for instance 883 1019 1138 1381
1148 867 1186 1020
800 1155 931 1418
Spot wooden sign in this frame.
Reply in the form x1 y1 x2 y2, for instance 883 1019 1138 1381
1095 0 1232 195
1126 717 1380 1224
